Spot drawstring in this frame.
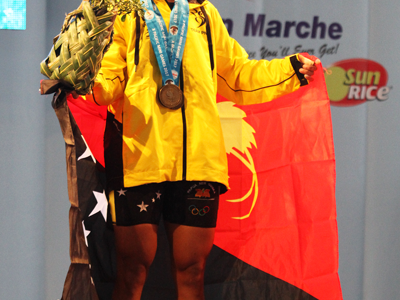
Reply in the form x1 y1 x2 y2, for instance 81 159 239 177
200 6 214 75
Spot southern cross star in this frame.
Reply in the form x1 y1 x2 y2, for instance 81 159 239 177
138 201 149 212
89 190 108 221
77 135 96 163
117 188 127 196
82 221 91 246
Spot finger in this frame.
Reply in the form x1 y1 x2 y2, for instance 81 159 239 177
307 55 321 65
304 74 314 82
299 68 315 76
298 54 313 65
299 68 315 82
108 15 116 32
300 64 317 72
298 54 320 70
72 91 79 99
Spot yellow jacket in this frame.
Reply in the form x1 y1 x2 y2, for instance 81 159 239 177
86 0 306 192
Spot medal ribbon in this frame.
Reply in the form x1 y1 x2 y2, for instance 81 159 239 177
143 0 189 85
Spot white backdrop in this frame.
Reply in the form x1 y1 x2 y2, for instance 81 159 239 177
0 1 399 299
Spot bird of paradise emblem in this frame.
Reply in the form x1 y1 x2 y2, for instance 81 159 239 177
217 101 258 220
195 189 211 198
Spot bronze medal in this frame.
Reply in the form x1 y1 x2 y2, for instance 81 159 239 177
157 83 183 110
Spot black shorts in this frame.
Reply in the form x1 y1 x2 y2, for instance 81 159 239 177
109 181 220 228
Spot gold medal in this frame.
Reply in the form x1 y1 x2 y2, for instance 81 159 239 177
157 82 183 110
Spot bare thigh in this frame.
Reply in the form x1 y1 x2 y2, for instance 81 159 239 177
165 222 215 300
165 223 215 265
112 224 158 300
114 224 158 263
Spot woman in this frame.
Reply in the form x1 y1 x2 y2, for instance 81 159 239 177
83 0 320 299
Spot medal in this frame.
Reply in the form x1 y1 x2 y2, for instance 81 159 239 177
143 0 189 109
157 82 183 109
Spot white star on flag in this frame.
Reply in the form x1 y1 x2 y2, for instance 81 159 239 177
138 201 149 212
78 135 96 163
152 198 155 202
117 189 127 196
82 221 91 246
89 190 108 221
156 191 162 199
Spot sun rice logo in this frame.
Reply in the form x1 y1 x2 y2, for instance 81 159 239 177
325 58 391 106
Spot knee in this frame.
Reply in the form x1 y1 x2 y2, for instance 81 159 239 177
175 260 206 286
117 246 155 281
113 263 150 300
117 260 152 288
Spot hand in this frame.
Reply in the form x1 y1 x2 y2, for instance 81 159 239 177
298 54 321 81
65 90 80 99
71 91 80 99
106 14 117 39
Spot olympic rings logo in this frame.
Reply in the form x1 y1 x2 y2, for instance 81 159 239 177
189 205 210 216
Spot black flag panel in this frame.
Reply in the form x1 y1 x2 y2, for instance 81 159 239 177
53 92 115 300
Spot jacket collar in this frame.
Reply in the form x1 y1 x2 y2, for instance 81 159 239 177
153 0 208 9
188 0 208 8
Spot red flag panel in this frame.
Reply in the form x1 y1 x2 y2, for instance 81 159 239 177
214 67 342 300
67 96 107 167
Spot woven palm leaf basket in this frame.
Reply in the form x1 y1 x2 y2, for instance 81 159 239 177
40 0 144 95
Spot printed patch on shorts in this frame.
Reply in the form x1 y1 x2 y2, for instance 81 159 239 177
187 182 216 200
188 205 210 216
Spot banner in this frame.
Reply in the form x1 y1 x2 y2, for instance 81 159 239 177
214 66 340 300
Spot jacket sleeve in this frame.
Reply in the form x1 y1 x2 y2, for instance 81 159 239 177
209 5 306 106
85 15 129 106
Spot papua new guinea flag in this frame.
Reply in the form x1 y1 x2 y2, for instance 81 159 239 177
50 90 115 300
51 62 341 300
210 65 342 300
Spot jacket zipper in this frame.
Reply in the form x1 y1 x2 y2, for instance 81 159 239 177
180 65 187 181
179 7 213 181
200 6 214 74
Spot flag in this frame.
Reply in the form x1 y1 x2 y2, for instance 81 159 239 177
51 90 115 300
50 63 341 299
210 65 342 300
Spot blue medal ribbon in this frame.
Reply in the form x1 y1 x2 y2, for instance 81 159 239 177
143 0 189 86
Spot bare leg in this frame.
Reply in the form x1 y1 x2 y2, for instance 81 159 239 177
112 224 158 300
165 222 215 300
